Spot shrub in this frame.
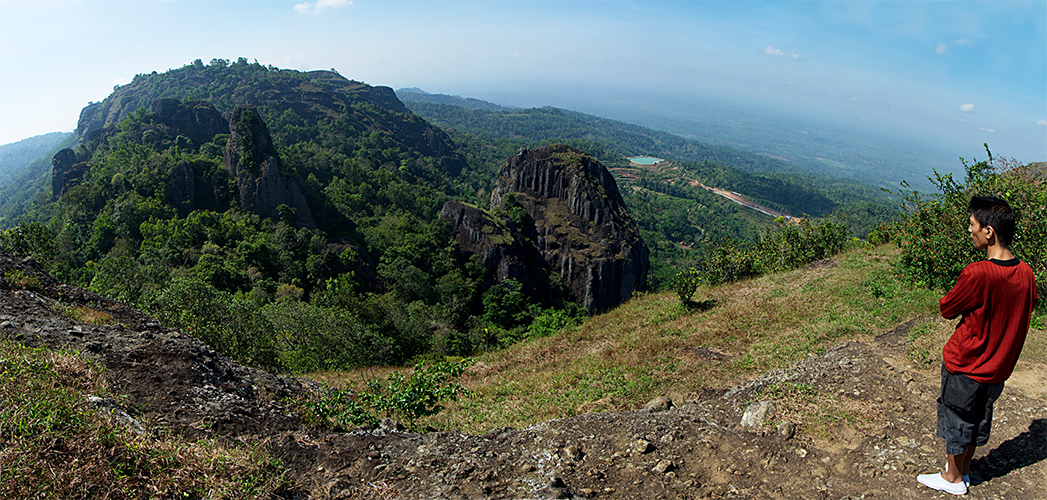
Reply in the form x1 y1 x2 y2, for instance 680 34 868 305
0 223 56 266
891 145 1046 308
263 300 398 372
362 358 473 430
142 276 280 370
294 358 473 431
692 216 852 291
528 308 583 338
671 267 703 302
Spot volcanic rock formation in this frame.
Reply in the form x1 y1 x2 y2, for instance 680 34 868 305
443 144 648 313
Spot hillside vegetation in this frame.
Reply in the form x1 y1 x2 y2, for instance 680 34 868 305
0 131 71 185
1 125 1044 497
0 62 1040 388
4 240 1045 499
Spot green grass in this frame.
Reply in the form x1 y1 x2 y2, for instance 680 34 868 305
323 243 1047 435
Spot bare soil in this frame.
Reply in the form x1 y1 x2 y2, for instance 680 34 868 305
2 251 1044 499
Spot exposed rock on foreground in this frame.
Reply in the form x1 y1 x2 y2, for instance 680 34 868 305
1 251 1044 499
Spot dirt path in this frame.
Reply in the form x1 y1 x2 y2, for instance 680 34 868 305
2 251 1044 499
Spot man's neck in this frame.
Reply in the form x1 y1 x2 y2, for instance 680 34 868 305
986 245 1015 261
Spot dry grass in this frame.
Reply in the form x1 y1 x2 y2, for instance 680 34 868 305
0 340 288 499
752 381 888 440
63 305 117 325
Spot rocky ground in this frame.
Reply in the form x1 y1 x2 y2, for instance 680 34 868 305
2 250 1044 499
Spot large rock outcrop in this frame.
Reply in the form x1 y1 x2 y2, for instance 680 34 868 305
150 99 228 148
224 105 316 228
443 145 648 313
75 66 464 176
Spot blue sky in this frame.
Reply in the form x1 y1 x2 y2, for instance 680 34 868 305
1 0 1044 161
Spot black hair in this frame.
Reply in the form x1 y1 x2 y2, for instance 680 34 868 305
969 196 1016 248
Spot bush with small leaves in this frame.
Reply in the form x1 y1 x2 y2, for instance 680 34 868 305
671 267 703 303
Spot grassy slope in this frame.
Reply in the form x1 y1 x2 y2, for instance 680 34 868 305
317 243 1046 434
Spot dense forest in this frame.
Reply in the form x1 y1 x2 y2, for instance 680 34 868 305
0 132 76 224
0 60 889 374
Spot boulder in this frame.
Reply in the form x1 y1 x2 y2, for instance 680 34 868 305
740 400 776 430
439 200 530 289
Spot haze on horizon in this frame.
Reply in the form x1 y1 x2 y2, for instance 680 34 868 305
0 0 1044 163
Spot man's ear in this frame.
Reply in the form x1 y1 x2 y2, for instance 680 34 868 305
985 224 997 243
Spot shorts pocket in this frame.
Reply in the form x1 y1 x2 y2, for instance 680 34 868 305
941 370 979 413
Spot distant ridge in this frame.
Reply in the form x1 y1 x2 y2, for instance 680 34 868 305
0 131 72 185
397 88 511 112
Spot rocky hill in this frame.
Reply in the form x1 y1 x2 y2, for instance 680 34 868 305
3 249 1044 499
75 62 462 173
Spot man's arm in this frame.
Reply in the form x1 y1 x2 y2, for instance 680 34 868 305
940 266 980 320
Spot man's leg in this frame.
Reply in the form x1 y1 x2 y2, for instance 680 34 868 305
918 445 969 494
943 445 975 482
957 445 976 477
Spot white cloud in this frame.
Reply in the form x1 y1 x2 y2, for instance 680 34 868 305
980 127 996 133
764 45 800 59
294 0 351 15
956 118 967 123
938 38 975 54
1037 119 1047 127
959 103 975 112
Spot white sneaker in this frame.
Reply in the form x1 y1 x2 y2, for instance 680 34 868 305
917 473 968 495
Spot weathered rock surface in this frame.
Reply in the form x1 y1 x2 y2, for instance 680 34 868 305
489 145 649 313
150 98 228 148
75 67 465 176
167 159 231 217
225 105 316 227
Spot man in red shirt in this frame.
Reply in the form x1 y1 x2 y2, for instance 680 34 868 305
917 196 1039 496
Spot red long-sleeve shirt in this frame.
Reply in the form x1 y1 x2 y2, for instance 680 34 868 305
940 258 1038 383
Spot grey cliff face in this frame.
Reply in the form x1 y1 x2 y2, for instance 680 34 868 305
224 105 316 228
443 144 648 313
150 99 228 147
